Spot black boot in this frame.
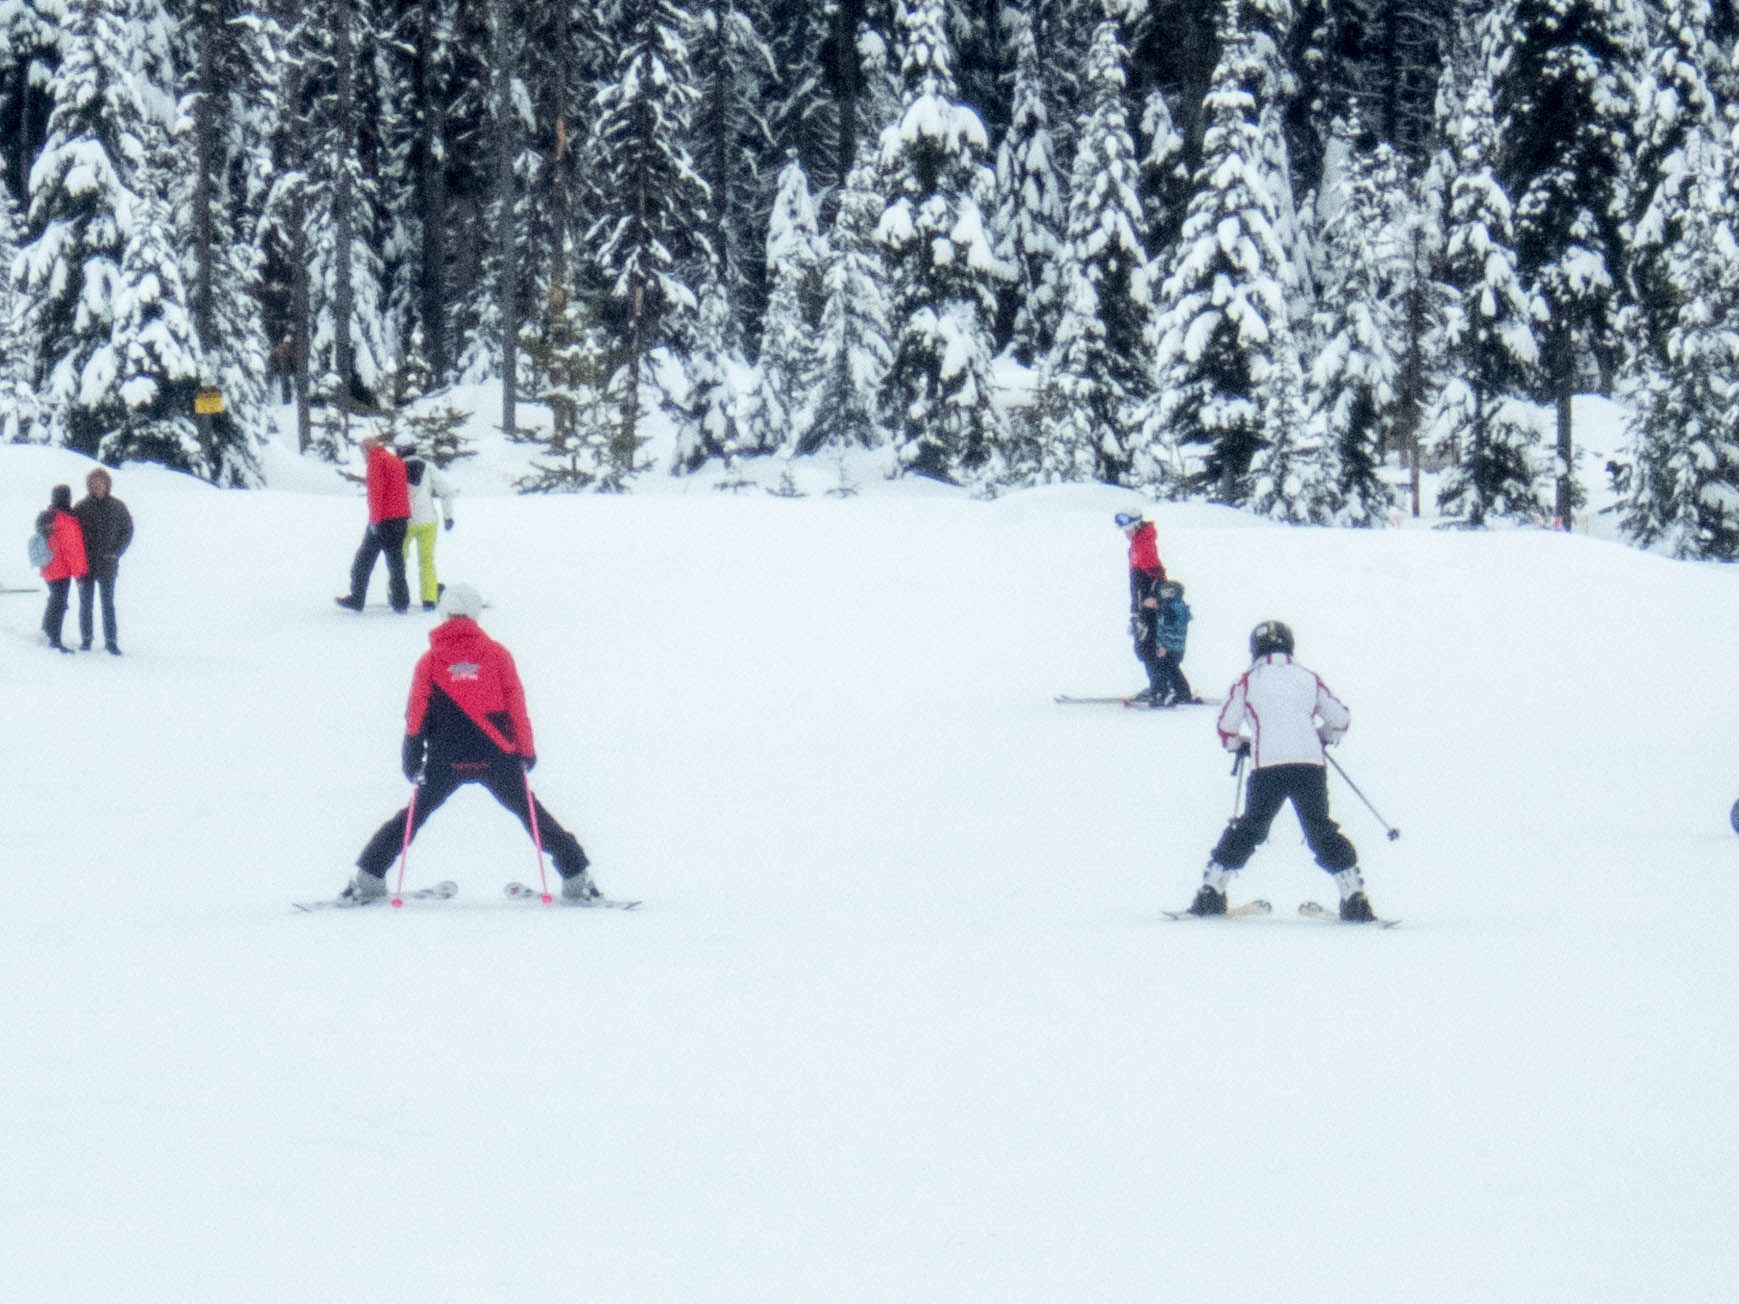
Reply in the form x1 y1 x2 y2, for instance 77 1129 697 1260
1340 891 1376 923
1186 884 1227 916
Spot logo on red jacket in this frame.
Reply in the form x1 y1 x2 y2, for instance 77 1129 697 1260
447 661 481 681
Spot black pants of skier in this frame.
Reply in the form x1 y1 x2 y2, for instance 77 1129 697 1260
77 565 119 648
346 517 410 612
1154 652 1193 704
42 578 71 646
1212 763 1357 873
1133 612 1164 693
357 755 590 880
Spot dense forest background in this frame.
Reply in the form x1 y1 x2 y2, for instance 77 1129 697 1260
6 1 1739 556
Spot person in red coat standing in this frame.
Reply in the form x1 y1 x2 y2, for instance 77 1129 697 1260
36 484 88 653
335 435 412 613
343 583 606 904
1115 510 1168 702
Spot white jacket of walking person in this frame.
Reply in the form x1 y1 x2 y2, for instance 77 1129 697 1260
405 456 454 527
1216 652 1350 769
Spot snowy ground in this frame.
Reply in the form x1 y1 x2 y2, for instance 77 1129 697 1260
3 403 1737 1302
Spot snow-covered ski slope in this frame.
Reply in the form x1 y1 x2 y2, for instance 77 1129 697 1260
4 418 1736 1302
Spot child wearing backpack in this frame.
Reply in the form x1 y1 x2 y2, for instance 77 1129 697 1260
1150 580 1200 707
34 484 88 653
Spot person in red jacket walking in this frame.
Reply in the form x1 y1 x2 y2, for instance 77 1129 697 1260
343 583 605 904
1115 510 1169 703
335 435 412 613
36 484 88 653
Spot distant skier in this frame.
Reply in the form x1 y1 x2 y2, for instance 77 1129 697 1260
72 467 133 654
1183 620 1377 922
1115 510 1168 702
35 484 88 653
335 435 412 613
341 582 605 904
396 439 455 611
1150 580 1200 707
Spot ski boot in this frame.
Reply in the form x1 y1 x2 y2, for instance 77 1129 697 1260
340 870 389 904
1339 892 1377 923
1185 884 1227 916
561 868 602 904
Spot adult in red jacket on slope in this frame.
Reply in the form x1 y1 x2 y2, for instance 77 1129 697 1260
36 483 89 653
1115 510 1167 701
335 436 413 613
344 583 606 904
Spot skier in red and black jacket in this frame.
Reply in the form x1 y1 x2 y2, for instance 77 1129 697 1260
1115 510 1168 702
335 436 413 613
344 583 606 903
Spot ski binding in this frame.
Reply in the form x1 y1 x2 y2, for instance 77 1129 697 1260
1161 898 1273 921
1298 900 1401 929
504 881 641 910
293 879 458 912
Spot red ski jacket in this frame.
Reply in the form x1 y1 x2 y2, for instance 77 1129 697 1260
1126 520 1165 579
366 443 411 523
405 618 536 762
42 510 88 582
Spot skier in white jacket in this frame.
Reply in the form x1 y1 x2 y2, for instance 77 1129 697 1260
396 440 455 611
1185 620 1376 922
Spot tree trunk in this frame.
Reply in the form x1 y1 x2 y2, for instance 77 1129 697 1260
417 0 448 379
333 4 357 416
492 2 517 435
192 5 219 466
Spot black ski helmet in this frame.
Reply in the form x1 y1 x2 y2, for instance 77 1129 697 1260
1249 620 1294 659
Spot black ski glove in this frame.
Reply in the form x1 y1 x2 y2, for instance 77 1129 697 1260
521 754 537 772
444 518 454 531
401 735 426 782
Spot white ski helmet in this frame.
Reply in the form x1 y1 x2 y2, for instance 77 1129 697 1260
437 582 484 620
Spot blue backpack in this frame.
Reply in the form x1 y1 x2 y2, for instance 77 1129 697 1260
28 530 53 570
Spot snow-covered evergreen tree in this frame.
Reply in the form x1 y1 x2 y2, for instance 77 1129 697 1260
16 0 207 472
674 277 749 470
512 275 633 492
1141 0 1302 503
292 0 393 406
587 0 709 480
992 4 1064 365
746 156 827 456
1624 0 1720 374
176 0 278 485
875 0 1009 482
1032 17 1150 485
0 163 40 443
1429 58 1543 526
1138 85 1190 271
806 156 891 455
1300 120 1406 526
693 0 778 350
1618 122 1739 558
1492 0 1647 525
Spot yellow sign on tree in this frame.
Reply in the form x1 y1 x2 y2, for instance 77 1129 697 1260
194 387 224 415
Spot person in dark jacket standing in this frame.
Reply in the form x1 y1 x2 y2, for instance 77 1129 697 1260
335 435 412 613
36 484 88 653
1115 510 1169 702
342 583 607 904
72 467 133 654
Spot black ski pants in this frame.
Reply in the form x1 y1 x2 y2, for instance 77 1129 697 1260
77 563 119 647
1212 762 1357 873
357 755 590 879
1154 652 1193 704
346 517 410 612
42 578 72 645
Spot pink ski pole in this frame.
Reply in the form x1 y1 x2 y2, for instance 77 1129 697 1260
390 783 419 908
523 766 554 904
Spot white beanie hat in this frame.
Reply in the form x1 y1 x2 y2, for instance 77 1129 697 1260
437 582 484 620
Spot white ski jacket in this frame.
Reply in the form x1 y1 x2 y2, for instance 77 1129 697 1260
405 459 454 528
1216 653 1349 769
